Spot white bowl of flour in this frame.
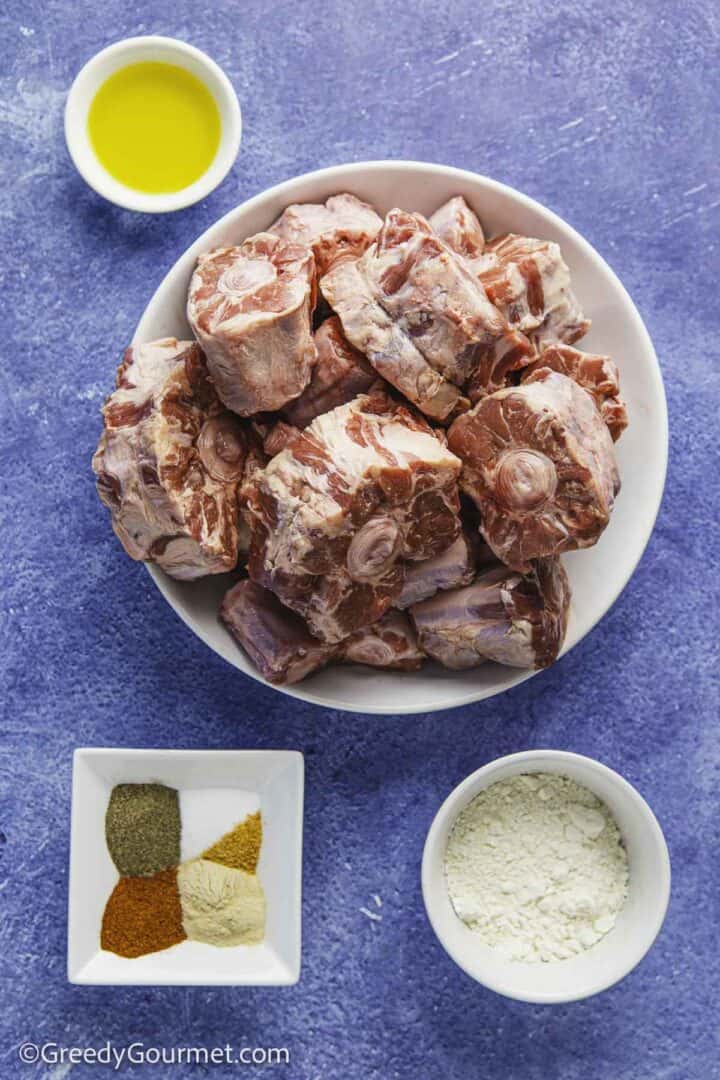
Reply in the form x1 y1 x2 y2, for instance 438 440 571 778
422 750 670 1003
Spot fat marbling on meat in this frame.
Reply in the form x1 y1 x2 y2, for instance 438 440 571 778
221 579 336 684
479 233 590 348
448 369 620 571
321 254 465 423
321 209 532 421
92 338 245 580
283 315 378 428
429 198 590 375
269 192 382 277
523 343 628 441
429 195 486 259
410 557 570 670
187 233 316 416
243 391 463 643
339 610 424 670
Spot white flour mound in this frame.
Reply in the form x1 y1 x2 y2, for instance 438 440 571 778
445 774 629 962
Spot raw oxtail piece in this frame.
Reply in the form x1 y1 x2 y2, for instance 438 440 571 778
269 192 383 277
283 316 379 428
523 343 628 441
322 208 532 420
221 579 336 684
429 195 486 259
187 234 316 416
321 254 466 423
243 391 463 643
410 557 570 670
479 233 591 346
426 200 534 400
92 338 245 580
339 610 425 670
448 369 619 571
396 530 477 610
362 209 524 391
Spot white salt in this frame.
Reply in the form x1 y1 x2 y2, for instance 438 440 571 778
179 788 260 862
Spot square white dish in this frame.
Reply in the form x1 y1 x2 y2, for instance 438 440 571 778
67 748 303 985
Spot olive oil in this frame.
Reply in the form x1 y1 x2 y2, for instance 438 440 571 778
87 61 221 194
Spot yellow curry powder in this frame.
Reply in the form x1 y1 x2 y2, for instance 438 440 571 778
202 811 262 874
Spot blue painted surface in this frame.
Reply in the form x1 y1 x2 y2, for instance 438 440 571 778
1 1 718 1076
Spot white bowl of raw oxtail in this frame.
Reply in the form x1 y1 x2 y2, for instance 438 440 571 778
91 161 667 713
421 750 670 1003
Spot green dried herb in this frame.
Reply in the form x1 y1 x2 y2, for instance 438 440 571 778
105 783 180 877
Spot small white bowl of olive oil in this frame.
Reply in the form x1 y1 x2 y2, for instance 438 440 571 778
65 36 242 213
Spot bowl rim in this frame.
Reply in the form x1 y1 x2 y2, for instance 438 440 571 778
136 160 669 714
64 35 242 214
421 748 672 1003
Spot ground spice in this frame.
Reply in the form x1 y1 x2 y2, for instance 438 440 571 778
101 867 186 958
202 810 262 873
106 783 181 877
177 858 265 946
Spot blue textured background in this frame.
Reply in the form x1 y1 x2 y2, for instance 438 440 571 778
1 1 718 1077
